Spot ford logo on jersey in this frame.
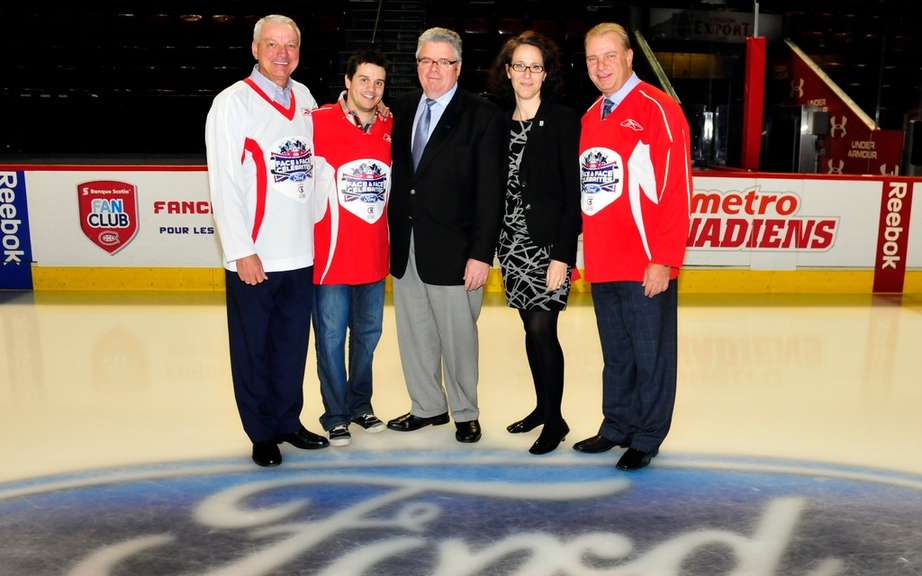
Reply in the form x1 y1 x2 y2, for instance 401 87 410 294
270 139 313 184
580 147 624 215
1 450 920 575
338 159 390 223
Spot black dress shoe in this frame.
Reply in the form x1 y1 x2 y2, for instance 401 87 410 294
506 413 544 434
573 434 627 453
529 421 569 455
386 412 450 432
616 447 659 471
455 419 482 443
252 441 282 467
277 425 329 450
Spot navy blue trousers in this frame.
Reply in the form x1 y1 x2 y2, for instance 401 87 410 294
591 280 677 453
225 267 313 443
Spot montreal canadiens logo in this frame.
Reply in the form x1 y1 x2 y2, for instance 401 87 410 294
338 159 390 223
77 180 139 254
270 139 313 184
580 147 623 215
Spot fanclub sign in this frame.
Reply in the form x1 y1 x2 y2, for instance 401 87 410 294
77 180 139 254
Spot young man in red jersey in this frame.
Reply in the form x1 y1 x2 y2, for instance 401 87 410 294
311 50 393 447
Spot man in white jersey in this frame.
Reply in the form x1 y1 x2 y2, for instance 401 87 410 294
206 14 329 467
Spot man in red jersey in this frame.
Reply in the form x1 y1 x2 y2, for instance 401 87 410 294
572 23 692 471
311 49 393 448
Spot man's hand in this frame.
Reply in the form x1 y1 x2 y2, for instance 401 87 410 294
375 100 392 119
642 263 671 298
546 259 568 292
236 254 268 285
463 259 490 291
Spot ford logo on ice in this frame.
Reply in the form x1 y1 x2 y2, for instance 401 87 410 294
1 451 920 575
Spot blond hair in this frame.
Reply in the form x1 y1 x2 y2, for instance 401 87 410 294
585 22 631 50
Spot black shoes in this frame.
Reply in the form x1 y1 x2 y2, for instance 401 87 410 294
252 441 282 467
529 421 569 455
277 425 330 450
386 412 450 432
455 419 482 443
386 412 478 441
573 434 627 453
506 413 544 434
616 447 659 471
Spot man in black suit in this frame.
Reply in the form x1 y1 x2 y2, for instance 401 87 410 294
386 27 504 443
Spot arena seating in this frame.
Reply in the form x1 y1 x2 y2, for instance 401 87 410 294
1 0 920 162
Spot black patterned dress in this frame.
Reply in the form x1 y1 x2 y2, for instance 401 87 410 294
497 120 571 311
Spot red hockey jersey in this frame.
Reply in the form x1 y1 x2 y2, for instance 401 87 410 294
579 81 692 283
312 103 393 285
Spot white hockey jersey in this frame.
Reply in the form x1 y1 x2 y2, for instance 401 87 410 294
206 78 325 272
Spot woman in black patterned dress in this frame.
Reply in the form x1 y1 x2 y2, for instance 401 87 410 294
489 32 581 454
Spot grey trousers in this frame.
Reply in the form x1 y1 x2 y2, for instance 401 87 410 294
393 234 483 422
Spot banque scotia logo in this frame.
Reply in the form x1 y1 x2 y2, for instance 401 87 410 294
2 451 921 575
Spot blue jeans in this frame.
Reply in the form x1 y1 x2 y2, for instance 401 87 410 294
591 280 677 452
313 281 385 430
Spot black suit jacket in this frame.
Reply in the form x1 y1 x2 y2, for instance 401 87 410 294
389 88 505 285
502 100 582 266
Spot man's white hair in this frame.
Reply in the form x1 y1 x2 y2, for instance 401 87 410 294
253 14 301 45
415 27 462 61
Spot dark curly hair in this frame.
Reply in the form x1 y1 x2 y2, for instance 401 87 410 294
488 31 563 106
345 48 390 79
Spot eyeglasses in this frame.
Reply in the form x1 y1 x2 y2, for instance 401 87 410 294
417 58 458 68
509 63 545 74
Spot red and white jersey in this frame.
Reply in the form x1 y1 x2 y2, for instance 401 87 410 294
579 81 692 282
205 78 320 272
311 103 393 285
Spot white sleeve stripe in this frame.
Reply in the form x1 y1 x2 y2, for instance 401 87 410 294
660 148 671 201
638 89 673 143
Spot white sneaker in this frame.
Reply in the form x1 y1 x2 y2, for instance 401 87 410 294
329 424 352 446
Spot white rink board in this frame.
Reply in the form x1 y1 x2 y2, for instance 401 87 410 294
20 167 912 271
26 170 222 267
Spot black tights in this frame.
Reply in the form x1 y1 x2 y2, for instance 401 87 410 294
518 308 565 431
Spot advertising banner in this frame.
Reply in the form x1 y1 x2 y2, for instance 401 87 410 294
686 175 880 269
4 166 921 292
0 171 33 289
25 169 221 267
788 43 904 176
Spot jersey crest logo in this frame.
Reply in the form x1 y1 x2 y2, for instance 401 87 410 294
338 159 391 223
270 139 313 184
580 147 623 216
620 118 644 131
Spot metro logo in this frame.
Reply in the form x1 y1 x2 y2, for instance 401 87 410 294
688 186 838 251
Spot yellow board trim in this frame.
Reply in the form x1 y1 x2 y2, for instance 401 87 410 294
28 266 922 294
